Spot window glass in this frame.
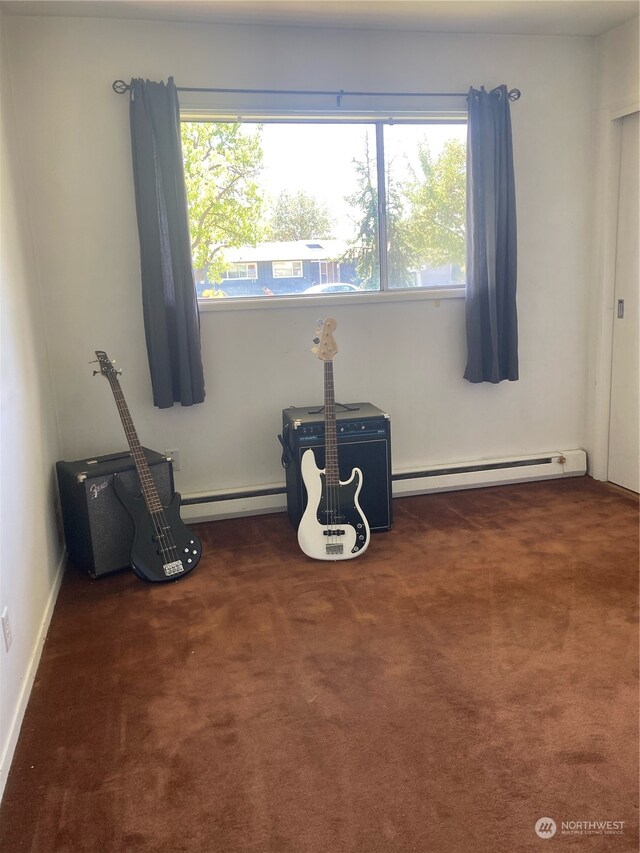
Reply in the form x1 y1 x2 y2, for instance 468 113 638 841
181 119 465 300
272 260 303 278
221 262 258 280
384 124 466 289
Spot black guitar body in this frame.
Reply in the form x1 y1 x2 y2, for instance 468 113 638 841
113 476 201 583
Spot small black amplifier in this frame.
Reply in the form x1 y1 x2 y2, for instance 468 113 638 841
281 402 392 531
56 448 174 577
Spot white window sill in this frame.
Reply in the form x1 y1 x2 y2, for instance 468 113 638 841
197 286 465 313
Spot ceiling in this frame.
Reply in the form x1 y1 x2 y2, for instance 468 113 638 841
0 0 638 38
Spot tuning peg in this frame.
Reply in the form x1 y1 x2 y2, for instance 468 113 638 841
311 346 319 354
313 337 320 344
89 359 98 364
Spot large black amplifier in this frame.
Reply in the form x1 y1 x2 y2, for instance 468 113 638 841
281 402 392 531
56 448 174 577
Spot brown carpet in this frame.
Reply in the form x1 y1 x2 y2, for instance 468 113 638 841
0 477 638 853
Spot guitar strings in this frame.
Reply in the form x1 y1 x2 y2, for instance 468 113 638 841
324 363 331 553
112 379 178 559
109 374 181 568
324 362 340 555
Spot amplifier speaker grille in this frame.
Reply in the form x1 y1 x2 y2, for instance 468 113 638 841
56 448 174 577
281 403 392 532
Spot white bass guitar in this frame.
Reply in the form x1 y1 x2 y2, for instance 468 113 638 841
297 318 370 561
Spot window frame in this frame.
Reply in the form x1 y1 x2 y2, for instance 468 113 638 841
180 104 468 309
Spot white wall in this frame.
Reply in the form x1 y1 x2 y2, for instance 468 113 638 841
2 16 597 505
0 10 65 798
597 16 640 114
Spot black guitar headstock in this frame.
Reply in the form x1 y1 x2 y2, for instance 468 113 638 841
93 350 122 378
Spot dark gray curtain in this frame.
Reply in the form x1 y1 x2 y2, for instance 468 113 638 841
464 84 518 383
129 77 205 408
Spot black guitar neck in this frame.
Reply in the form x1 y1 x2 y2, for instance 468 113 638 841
99 362 163 515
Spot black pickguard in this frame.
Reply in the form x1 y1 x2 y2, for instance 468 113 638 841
317 472 368 553
113 476 201 583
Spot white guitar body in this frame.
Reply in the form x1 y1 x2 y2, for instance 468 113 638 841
297 448 370 561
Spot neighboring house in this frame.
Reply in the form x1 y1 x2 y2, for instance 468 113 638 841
198 239 359 297
197 239 464 297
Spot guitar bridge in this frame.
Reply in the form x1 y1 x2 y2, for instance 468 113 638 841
325 544 344 555
163 560 185 577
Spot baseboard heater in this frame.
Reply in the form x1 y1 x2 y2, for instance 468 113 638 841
180 449 587 524
391 449 586 498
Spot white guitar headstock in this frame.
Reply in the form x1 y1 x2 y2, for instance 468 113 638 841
311 318 338 361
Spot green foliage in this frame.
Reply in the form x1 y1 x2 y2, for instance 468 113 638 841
181 122 264 282
201 287 228 299
266 190 334 241
346 134 419 289
385 166 421 289
345 138 379 290
347 135 466 289
407 139 466 269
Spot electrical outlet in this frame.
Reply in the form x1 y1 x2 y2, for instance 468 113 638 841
2 607 13 652
166 449 180 471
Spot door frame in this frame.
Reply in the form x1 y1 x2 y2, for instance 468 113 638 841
591 102 639 483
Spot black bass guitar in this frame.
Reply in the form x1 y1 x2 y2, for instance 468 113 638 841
297 319 370 561
93 350 201 582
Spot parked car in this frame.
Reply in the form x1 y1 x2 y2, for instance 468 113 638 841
303 283 359 294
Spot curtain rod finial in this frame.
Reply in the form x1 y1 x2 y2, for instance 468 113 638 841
508 88 521 101
112 80 130 94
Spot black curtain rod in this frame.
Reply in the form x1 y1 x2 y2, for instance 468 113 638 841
112 80 521 103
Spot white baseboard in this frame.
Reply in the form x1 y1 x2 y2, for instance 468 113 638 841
392 449 587 497
181 488 286 523
0 548 66 803
181 449 588 523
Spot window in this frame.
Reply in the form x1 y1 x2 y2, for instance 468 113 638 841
181 117 466 300
221 262 258 280
272 260 303 278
